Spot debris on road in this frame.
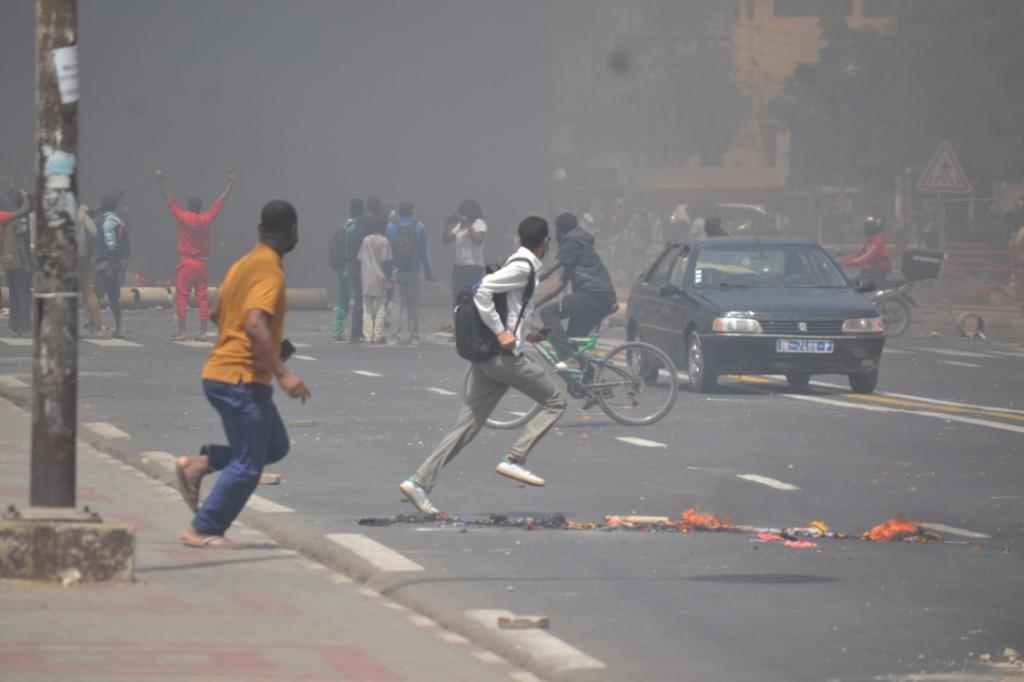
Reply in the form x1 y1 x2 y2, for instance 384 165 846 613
259 473 283 485
356 510 960 550
862 517 940 542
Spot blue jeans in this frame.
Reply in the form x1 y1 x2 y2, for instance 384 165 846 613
192 379 290 535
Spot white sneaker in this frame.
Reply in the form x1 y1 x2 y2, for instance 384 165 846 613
399 477 440 515
496 459 545 486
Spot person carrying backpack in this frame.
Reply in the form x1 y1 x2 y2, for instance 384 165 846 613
399 216 566 516
385 201 434 345
330 198 363 342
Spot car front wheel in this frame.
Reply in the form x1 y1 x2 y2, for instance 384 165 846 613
848 368 879 394
687 331 718 393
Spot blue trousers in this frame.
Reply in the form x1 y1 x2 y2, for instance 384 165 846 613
192 379 290 535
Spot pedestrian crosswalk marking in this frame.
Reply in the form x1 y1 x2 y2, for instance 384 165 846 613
325 533 424 572
425 387 458 396
293 354 317 362
615 436 667 448
0 375 28 388
85 338 144 348
919 522 989 539
0 338 32 346
175 340 213 348
352 370 382 377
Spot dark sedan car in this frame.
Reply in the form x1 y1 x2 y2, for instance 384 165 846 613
625 238 885 393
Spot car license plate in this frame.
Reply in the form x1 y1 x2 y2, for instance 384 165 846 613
776 339 834 354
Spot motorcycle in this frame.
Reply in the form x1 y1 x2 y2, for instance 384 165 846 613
869 281 914 338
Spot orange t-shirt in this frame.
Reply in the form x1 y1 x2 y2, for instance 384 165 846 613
202 242 287 384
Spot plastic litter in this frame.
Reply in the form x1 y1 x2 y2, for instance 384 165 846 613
783 540 819 550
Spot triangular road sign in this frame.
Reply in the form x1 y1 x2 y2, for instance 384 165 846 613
917 141 972 194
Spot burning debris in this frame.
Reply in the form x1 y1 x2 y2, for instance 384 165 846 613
359 510 954 548
862 517 941 542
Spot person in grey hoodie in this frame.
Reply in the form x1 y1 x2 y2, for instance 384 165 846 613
537 212 618 364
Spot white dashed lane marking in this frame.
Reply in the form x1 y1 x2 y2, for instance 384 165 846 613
909 346 993 359
84 422 130 438
0 375 28 388
736 474 801 491
352 370 382 377
941 360 982 368
84 338 144 348
246 494 295 514
425 387 459 396
325 533 424 572
615 436 667 449
293 354 317 362
175 340 213 348
439 632 469 644
919 522 990 539
466 609 606 673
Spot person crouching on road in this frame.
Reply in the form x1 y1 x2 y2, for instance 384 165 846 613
400 216 567 515
175 200 310 549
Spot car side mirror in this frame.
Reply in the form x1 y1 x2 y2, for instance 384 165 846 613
854 279 876 293
659 282 683 297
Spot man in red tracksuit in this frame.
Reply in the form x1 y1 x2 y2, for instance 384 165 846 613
842 215 892 289
157 169 236 341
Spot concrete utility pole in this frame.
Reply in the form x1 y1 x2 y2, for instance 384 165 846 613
32 0 79 509
0 0 134 584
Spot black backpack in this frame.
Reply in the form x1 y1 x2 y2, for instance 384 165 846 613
454 257 535 362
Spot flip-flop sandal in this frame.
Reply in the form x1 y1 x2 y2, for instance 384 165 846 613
175 460 200 512
182 534 242 550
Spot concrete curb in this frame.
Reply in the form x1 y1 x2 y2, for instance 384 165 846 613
0 386 605 682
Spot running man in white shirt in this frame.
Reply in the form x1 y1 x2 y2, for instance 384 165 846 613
400 217 567 515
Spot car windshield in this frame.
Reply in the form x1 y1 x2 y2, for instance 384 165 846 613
692 244 847 289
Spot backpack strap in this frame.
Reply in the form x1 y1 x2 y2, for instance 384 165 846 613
502 257 536 335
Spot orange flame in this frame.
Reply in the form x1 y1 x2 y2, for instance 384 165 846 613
680 507 730 530
863 517 920 542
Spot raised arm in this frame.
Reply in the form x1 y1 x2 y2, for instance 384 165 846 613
214 170 236 206
155 169 172 199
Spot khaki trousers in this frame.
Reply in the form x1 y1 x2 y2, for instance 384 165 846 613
415 353 567 491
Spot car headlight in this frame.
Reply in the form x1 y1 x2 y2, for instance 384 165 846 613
712 317 763 334
842 317 884 333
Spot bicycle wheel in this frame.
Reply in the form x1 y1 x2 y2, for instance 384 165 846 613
592 342 678 426
462 354 545 430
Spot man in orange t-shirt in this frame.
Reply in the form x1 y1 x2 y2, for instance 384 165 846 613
174 200 310 549
156 169 236 341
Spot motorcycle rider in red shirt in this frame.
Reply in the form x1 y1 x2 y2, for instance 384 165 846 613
843 216 892 290
156 169 235 341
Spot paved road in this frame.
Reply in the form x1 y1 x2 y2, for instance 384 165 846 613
1 307 1022 681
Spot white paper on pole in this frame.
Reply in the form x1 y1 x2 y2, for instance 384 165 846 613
52 45 79 104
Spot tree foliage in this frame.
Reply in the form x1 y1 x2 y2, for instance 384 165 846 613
771 0 1024 191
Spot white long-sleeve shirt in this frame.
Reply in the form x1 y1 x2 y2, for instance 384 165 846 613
473 247 542 356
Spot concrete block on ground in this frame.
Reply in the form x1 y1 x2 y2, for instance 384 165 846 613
0 518 135 583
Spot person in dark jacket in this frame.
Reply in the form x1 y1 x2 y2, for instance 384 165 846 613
537 212 618 365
